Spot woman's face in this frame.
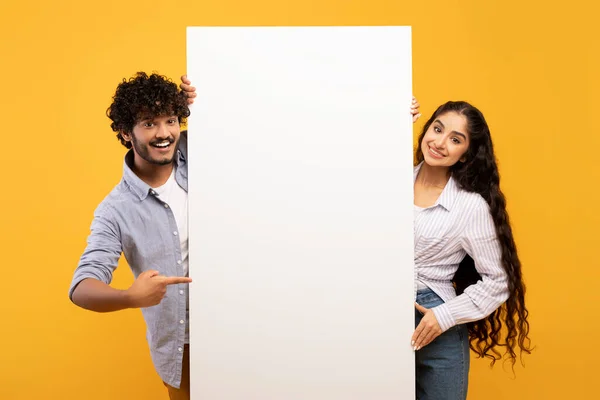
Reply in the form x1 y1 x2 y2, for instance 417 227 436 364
421 111 470 168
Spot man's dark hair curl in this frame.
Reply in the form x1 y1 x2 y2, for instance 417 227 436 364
107 72 190 149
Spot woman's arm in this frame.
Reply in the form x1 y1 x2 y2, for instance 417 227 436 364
432 197 510 332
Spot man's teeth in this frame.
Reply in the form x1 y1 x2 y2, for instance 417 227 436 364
154 141 170 148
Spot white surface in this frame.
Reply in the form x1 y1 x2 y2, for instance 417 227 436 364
187 26 415 400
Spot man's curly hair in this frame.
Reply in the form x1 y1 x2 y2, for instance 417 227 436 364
106 72 191 149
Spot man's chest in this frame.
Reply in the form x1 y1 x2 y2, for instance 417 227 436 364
116 198 187 275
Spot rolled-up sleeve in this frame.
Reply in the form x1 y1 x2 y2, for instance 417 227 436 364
68 202 122 301
432 197 509 332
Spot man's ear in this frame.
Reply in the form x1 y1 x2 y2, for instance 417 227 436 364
120 131 131 142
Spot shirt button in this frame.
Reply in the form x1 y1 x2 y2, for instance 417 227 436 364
178 347 183 352
164 204 169 208
177 260 182 265
179 290 184 295
180 320 184 324
173 231 178 236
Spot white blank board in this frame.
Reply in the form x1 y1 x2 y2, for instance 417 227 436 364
187 26 415 400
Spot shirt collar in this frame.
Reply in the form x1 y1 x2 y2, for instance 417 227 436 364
122 135 187 201
413 161 459 212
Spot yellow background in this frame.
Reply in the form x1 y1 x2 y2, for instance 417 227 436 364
1 0 597 399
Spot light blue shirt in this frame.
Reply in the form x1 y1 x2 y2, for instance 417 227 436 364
69 132 189 388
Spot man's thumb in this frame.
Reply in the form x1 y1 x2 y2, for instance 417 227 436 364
141 270 160 278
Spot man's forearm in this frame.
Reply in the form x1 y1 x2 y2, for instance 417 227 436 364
71 278 133 312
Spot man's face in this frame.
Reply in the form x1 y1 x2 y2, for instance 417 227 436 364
125 114 181 166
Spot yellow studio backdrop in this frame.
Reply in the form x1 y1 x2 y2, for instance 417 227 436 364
0 0 597 399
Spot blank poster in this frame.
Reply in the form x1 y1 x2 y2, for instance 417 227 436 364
187 26 415 400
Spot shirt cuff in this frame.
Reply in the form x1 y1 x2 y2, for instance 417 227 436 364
432 303 456 333
68 272 109 301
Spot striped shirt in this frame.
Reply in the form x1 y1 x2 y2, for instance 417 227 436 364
413 162 509 332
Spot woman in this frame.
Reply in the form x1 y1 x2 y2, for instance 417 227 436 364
178 77 531 399
409 100 532 399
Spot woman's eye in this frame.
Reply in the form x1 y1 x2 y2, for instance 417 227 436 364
452 137 461 144
434 126 441 133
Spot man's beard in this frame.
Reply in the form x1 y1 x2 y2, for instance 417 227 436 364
131 134 178 166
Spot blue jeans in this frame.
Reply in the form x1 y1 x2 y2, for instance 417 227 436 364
415 288 470 400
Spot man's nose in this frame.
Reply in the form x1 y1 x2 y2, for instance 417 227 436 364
156 123 170 138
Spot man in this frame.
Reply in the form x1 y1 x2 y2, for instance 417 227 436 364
69 72 194 400
70 71 420 399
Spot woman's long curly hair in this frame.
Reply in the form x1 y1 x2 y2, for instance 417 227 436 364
107 71 190 149
415 101 532 368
